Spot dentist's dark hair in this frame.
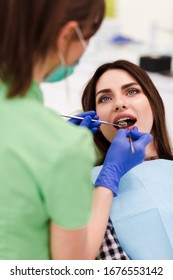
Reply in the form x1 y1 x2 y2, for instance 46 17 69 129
82 60 173 163
0 0 105 97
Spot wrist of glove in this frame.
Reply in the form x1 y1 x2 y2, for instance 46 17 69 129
95 127 152 196
95 164 120 197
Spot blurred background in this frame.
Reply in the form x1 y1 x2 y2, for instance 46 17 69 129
41 0 173 144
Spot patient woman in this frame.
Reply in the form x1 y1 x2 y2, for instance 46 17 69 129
81 60 173 260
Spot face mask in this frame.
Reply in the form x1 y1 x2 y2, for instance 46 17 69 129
44 26 87 83
44 63 76 83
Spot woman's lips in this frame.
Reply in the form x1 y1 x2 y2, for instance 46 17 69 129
113 114 137 129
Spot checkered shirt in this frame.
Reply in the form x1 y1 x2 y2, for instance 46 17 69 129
96 218 129 260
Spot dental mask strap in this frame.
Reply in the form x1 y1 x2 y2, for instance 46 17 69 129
44 26 87 83
75 26 88 50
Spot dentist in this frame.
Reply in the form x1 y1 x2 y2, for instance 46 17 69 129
0 0 151 260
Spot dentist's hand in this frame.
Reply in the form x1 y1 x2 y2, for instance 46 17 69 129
68 111 101 134
95 127 152 196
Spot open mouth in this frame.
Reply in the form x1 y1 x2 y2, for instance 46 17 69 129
114 117 137 129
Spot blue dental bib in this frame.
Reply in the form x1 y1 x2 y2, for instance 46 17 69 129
92 160 173 259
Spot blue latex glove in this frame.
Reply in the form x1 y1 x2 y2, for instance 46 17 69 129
95 127 152 196
68 110 101 134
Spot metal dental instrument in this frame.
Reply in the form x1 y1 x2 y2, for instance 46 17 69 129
129 134 135 154
60 114 120 128
61 114 135 153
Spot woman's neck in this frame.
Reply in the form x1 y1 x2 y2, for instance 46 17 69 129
145 140 158 161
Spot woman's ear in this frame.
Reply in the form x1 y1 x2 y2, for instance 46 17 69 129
56 21 78 50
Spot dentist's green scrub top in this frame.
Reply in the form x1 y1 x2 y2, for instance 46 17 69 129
0 80 95 260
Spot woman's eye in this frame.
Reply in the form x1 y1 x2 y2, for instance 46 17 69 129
127 89 140 96
98 96 111 103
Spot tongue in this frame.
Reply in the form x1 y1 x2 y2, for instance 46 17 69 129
117 121 128 128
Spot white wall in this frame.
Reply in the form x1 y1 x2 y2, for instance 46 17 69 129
117 0 173 52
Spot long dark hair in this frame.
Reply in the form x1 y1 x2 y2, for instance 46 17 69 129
82 60 173 163
0 0 105 97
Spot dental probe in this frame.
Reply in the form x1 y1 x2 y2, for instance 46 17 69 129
60 114 120 127
61 114 135 154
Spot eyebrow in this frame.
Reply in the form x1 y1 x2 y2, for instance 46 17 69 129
121 82 138 89
96 82 139 96
96 88 112 96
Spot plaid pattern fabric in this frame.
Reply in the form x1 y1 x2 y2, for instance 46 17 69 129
96 218 129 260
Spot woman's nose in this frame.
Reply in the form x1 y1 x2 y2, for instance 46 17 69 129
115 105 127 111
114 100 128 111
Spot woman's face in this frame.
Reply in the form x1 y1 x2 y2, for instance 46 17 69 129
95 69 154 143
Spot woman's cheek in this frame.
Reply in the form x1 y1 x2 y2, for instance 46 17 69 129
100 125 117 143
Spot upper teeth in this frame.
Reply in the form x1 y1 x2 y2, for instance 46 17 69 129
116 117 130 123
